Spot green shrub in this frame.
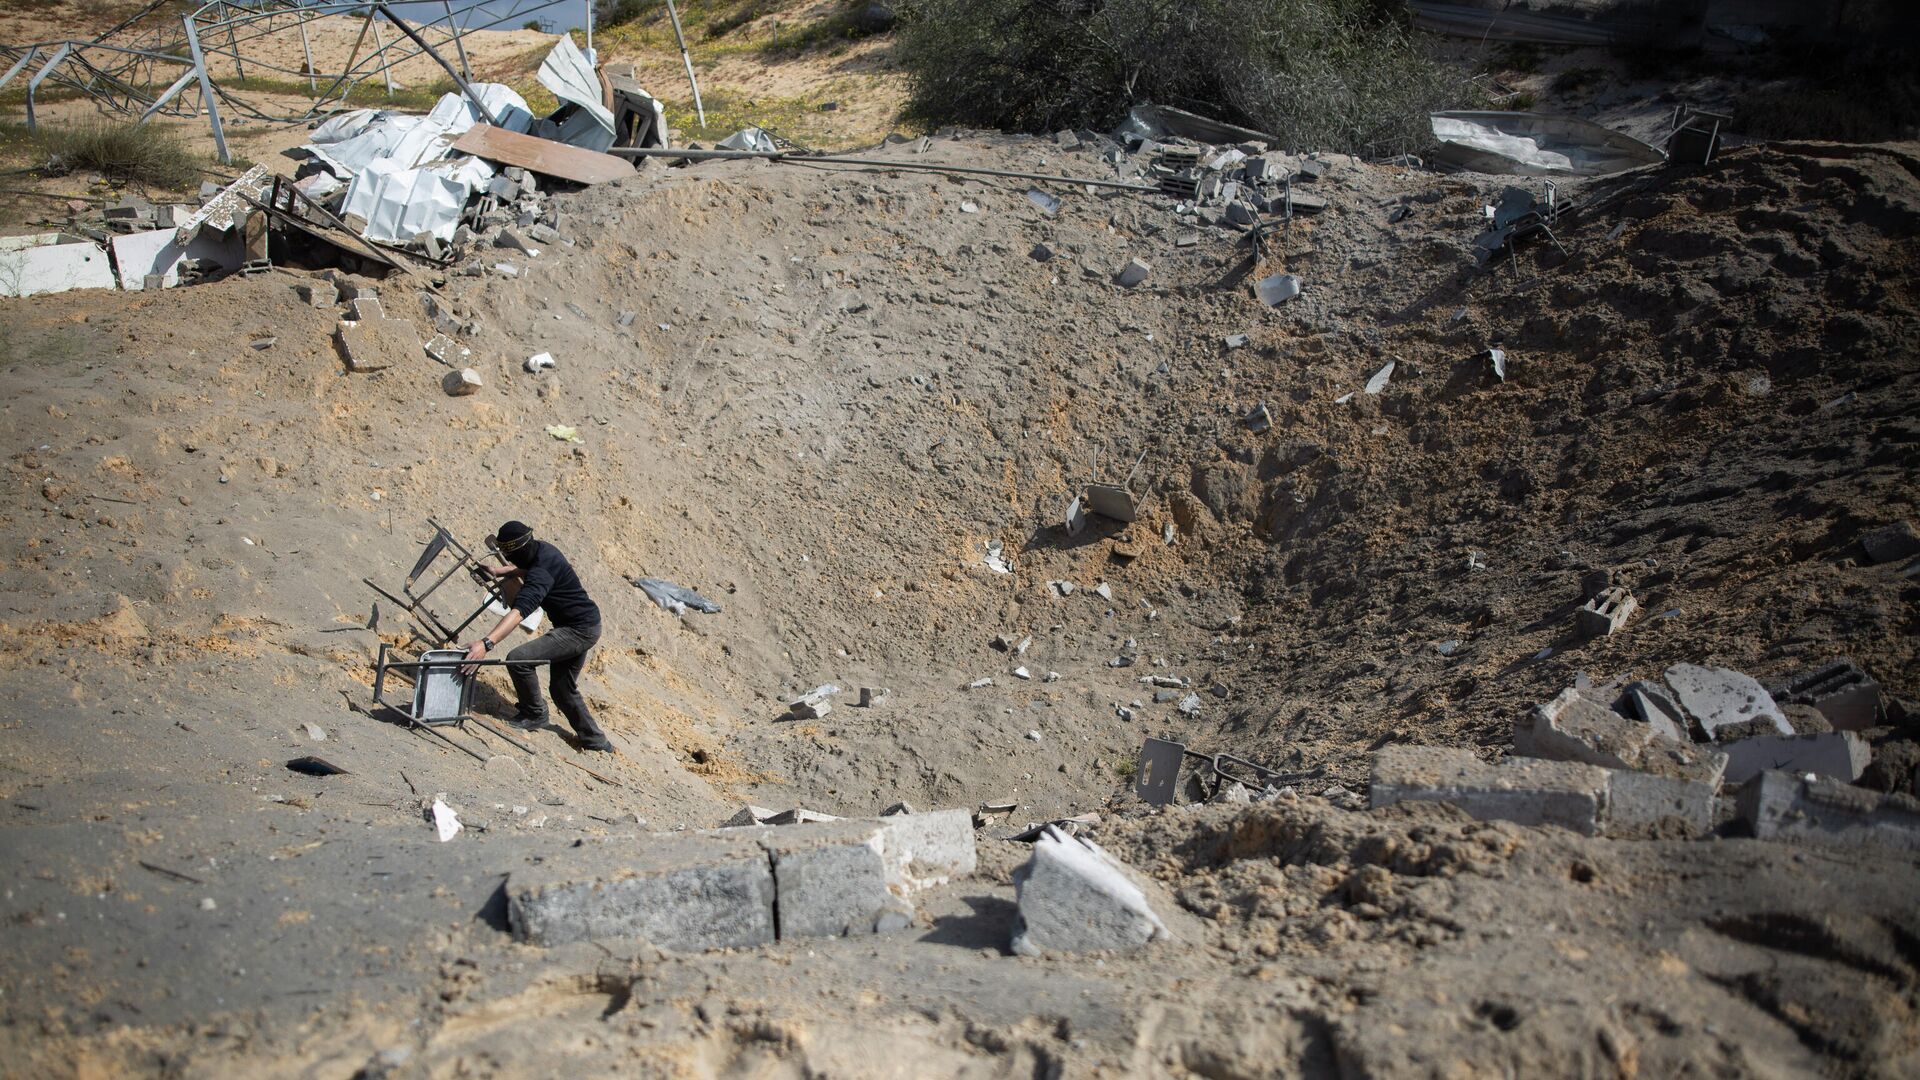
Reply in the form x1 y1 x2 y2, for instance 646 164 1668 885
893 0 1463 155
32 122 203 189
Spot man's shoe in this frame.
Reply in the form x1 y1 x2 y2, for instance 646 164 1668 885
579 740 615 754
507 713 547 731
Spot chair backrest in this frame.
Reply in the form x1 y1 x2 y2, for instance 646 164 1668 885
412 649 472 722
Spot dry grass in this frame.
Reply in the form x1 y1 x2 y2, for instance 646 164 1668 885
28 120 204 190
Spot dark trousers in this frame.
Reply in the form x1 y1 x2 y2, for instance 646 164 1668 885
506 622 606 744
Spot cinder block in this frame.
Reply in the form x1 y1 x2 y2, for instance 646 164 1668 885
1370 745 1607 835
334 310 422 373
1664 663 1791 741
1769 660 1884 731
1576 585 1637 637
348 295 384 321
1740 771 1920 852
298 282 337 308
1117 258 1151 288
507 833 774 949
1011 826 1168 956
876 808 976 890
1514 687 1726 788
1720 731 1871 785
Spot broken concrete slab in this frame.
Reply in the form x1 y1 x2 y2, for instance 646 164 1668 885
874 808 977 891
1769 659 1884 732
1615 680 1690 745
507 832 775 949
720 804 776 828
857 686 891 707
1514 687 1726 788
298 282 338 308
335 310 423 373
788 683 838 720
1576 585 1637 637
1253 273 1300 306
1740 770 1920 853
1011 825 1168 956
1370 745 1607 835
0 233 115 297
760 821 912 938
1606 768 1716 835
1116 258 1152 287
1664 663 1791 741
1720 731 1871 785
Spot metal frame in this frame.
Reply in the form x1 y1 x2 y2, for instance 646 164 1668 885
1133 735 1320 806
2 0 576 162
372 642 540 761
363 517 501 650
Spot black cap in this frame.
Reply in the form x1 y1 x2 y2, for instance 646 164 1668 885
496 520 534 554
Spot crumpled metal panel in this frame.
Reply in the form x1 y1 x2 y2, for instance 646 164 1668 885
536 35 613 147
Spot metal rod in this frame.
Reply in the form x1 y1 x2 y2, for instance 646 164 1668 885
607 146 1164 193
181 18 229 164
367 14 394 98
441 0 471 82
139 68 197 123
373 3 498 127
25 43 72 133
298 7 316 92
663 0 704 129
0 47 39 96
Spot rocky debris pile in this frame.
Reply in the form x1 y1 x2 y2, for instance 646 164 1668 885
1372 657 1909 849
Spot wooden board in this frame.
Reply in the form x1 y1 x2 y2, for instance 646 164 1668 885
451 124 632 185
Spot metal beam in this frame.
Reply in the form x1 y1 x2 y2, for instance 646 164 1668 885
373 3 498 127
663 0 704 129
25 44 72 133
0 47 39 96
139 67 198 123
180 17 228 164
607 147 1164 194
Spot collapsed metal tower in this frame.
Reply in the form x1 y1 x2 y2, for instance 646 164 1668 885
0 0 576 162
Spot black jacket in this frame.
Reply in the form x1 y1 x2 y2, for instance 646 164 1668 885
509 540 601 629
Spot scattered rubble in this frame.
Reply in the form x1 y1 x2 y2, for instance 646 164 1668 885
1010 826 1168 956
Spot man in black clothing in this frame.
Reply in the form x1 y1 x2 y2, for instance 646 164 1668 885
461 520 613 753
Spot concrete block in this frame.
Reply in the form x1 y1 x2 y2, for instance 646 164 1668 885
1721 731 1871 785
1606 769 1715 835
1084 483 1137 522
1615 680 1690 744
494 228 539 256
1031 242 1054 262
788 684 837 720
1740 771 1920 852
507 833 775 950
1117 258 1151 287
857 686 890 707
0 233 115 297
298 282 338 307
1860 521 1920 564
348 296 384 322
1011 826 1168 956
1576 585 1637 637
760 821 911 938
720 804 776 828
1369 745 1607 835
442 368 482 396
1769 659 1884 731
1224 201 1258 226
1664 663 1791 741
1514 687 1725 788
528 223 562 246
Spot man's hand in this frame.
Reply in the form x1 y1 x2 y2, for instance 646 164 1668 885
459 640 489 677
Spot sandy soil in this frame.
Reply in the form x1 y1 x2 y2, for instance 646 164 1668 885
0 125 1915 1075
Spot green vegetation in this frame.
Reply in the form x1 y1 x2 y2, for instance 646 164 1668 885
29 120 204 190
892 0 1463 155
1114 759 1137 782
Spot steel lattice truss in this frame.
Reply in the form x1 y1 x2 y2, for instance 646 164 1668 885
2 1 573 158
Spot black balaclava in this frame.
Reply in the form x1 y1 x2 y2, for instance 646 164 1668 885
496 520 536 567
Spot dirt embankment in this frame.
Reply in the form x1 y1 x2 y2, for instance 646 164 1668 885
0 131 1915 1077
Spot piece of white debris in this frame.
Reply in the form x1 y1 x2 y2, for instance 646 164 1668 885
967 676 995 689
431 797 462 842
1013 666 1032 680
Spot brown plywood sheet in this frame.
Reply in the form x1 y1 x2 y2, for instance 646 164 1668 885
451 124 632 185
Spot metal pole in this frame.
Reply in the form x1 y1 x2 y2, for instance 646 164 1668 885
585 1 594 64
373 3 499 127
220 2 246 81
441 0 471 82
663 0 704 129
0 47 39 97
298 6 316 92
181 16 229 164
368 14 394 98
607 146 1163 193
26 44 72 134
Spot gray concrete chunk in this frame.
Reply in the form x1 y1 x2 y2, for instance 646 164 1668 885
1740 771 1920 852
1606 769 1715 835
1576 585 1637 637
1116 258 1151 287
1721 731 1871 785
1663 663 1791 741
1515 687 1726 787
759 821 911 938
1860 520 1920 564
878 808 977 890
507 833 774 950
1011 826 1168 956
1616 680 1689 745
1370 745 1607 835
